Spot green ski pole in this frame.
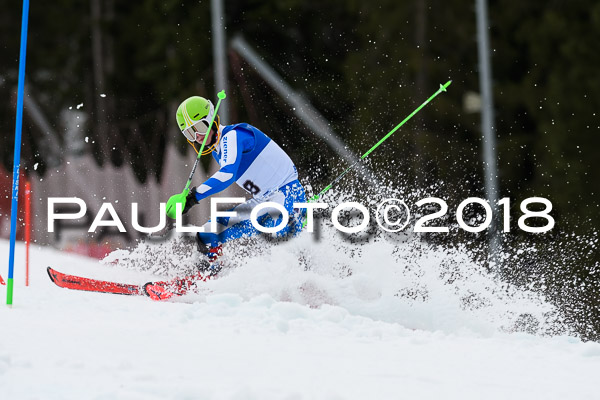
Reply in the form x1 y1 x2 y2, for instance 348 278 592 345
166 90 227 219
310 80 451 203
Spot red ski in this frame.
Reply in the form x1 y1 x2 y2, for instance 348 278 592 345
47 267 143 295
47 267 211 300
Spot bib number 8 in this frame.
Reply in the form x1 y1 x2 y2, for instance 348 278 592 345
243 180 261 195
518 197 555 233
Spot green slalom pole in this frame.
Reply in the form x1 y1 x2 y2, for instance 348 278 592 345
309 80 452 203
166 90 226 218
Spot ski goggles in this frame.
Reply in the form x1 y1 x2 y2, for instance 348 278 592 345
182 118 211 142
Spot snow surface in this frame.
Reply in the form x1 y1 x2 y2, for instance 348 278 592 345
1 238 600 400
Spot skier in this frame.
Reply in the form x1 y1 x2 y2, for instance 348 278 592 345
176 95 306 264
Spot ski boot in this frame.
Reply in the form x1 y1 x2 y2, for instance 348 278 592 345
144 242 223 301
144 270 211 301
196 235 223 277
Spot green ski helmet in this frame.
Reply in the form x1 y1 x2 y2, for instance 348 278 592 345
176 96 219 155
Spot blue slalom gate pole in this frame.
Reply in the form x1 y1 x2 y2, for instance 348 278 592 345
7 0 31 305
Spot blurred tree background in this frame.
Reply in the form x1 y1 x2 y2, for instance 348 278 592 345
1 0 598 338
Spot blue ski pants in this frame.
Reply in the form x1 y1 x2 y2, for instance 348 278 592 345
197 180 306 249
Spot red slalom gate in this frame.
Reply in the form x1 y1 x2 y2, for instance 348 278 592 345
0 179 31 287
25 180 31 286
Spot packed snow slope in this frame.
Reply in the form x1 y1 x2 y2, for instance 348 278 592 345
1 237 600 400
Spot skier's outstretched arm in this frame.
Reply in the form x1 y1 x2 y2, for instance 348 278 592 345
190 130 242 203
